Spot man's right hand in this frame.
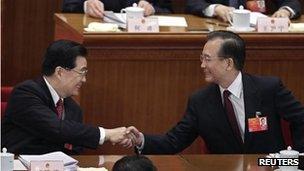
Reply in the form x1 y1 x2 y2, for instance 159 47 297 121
126 126 144 147
86 0 104 18
214 5 235 22
272 8 291 18
104 127 128 145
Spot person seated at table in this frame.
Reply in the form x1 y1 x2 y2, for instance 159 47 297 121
112 155 157 171
124 30 304 154
185 0 301 22
62 0 172 18
1 40 134 155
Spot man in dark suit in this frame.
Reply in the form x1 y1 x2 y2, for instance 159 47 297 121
1 40 133 154
62 0 172 18
185 0 301 22
126 30 304 154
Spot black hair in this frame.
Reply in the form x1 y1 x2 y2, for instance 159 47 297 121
42 39 87 76
112 155 157 171
207 30 245 70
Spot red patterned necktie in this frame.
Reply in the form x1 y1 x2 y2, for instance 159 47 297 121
56 99 73 150
56 99 63 119
223 90 243 144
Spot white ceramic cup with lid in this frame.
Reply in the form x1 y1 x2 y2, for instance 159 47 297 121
228 5 251 31
279 146 299 171
1 147 14 171
121 3 144 21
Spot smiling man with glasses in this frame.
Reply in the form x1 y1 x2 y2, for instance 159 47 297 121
126 30 304 154
2 40 134 154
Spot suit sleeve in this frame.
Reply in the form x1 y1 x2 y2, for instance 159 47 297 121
186 0 212 17
142 98 199 154
277 0 301 19
6 83 100 149
149 0 173 13
62 0 86 13
275 79 304 152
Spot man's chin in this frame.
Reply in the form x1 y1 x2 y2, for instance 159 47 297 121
204 77 213 83
71 89 80 96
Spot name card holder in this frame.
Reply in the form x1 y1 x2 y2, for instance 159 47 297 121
127 17 159 32
30 160 64 171
257 17 289 32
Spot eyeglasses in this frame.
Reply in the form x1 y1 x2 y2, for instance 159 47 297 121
65 68 88 77
200 54 225 63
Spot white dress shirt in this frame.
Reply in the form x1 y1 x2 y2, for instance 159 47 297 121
43 76 106 145
219 72 245 141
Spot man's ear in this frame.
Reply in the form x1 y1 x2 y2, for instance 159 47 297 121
54 66 64 79
226 58 234 71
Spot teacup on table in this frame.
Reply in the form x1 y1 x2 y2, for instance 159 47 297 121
120 3 144 21
278 146 299 171
228 5 251 31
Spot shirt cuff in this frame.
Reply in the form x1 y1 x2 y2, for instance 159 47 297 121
280 6 295 18
203 4 219 17
84 1 88 14
98 127 105 145
135 136 145 154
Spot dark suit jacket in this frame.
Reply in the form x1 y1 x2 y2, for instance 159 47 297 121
62 0 172 14
1 77 100 154
142 73 304 154
186 0 301 18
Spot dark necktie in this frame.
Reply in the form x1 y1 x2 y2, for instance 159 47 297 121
56 99 63 119
223 90 243 144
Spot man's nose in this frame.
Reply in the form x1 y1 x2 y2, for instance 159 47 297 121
201 61 206 68
81 75 86 82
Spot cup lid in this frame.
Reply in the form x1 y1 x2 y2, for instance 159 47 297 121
279 146 299 156
0 148 14 157
125 6 144 12
234 5 250 14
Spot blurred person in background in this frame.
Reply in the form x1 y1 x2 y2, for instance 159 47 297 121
62 0 172 18
186 0 301 22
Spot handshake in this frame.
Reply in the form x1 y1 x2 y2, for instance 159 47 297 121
104 126 143 148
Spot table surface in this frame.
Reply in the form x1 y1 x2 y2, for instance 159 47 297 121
54 13 304 35
72 154 275 171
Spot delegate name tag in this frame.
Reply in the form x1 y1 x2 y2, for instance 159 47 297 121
248 116 268 132
257 18 289 32
30 160 64 171
127 17 159 32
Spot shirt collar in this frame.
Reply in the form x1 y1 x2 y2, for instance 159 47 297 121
220 72 243 99
43 76 62 105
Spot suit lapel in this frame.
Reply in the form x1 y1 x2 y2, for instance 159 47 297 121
206 84 243 151
207 85 230 131
36 76 75 121
242 73 262 151
63 98 73 120
34 76 58 116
